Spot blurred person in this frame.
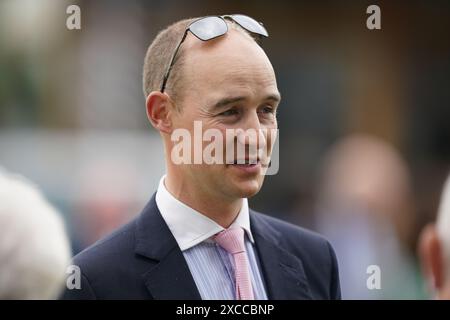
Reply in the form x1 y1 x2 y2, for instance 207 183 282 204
63 15 340 300
0 168 71 299
315 134 424 299
419 173 450 299
72 158 142 251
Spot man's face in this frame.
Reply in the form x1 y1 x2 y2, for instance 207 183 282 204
169 28 280 201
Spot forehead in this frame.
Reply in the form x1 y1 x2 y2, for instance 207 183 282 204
182 28 278 98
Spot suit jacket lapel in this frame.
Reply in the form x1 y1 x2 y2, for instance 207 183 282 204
250 211 313 300
133 194 311 300
134 194 201 300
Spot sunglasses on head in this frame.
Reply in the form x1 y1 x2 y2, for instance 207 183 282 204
160 14 269 93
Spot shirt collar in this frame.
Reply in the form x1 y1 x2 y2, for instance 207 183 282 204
155 175 254 251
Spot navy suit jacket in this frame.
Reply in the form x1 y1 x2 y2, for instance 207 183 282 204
62 194 341 300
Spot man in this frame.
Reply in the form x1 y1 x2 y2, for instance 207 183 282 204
0 169 71 299
419 174 450 299
63 15 341 300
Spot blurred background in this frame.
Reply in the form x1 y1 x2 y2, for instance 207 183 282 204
1 0 449 299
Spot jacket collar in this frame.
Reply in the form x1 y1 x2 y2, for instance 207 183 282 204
134 194 312 300
135 194 201 300
250 211 313 299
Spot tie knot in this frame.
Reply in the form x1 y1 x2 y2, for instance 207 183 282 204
214 227 246 254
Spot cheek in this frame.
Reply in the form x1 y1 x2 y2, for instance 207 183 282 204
172 112 192 130
264 117 278 129
263 123 278 154
173 99 203 127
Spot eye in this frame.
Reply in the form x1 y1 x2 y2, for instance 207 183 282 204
258 105 275 115
219 108 239 116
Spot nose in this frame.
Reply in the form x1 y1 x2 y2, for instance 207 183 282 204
236 111 267 152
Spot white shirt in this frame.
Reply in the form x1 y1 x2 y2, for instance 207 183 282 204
154 175 268 300
155 175 254 251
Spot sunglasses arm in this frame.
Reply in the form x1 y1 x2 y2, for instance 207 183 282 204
160 29 190 93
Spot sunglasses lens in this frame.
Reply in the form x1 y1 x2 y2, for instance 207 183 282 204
231 14 268 37
189 16 228 41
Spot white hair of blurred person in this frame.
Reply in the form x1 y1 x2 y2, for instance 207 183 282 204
419 173 450 299
0 169 71 299
437 175 450 280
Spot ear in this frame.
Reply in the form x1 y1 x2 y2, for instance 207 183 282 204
145 91 174 134
418 223 444 291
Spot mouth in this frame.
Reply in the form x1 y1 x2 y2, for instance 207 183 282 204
229 158 262 174
232 158 260 165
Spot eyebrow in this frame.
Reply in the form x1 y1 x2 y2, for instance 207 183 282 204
211 93 281 110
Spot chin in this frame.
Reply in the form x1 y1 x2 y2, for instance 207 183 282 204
231 179 263 198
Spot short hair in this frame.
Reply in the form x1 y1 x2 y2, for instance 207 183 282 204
142 17 196 104
0 170 71 299
142 16 256 106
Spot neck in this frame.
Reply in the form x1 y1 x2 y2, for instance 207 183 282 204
164 172 242 228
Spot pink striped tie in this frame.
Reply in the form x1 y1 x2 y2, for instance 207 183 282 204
214 227 255 300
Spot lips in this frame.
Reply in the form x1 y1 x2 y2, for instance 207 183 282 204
228 158 262 175
233 158 260 165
